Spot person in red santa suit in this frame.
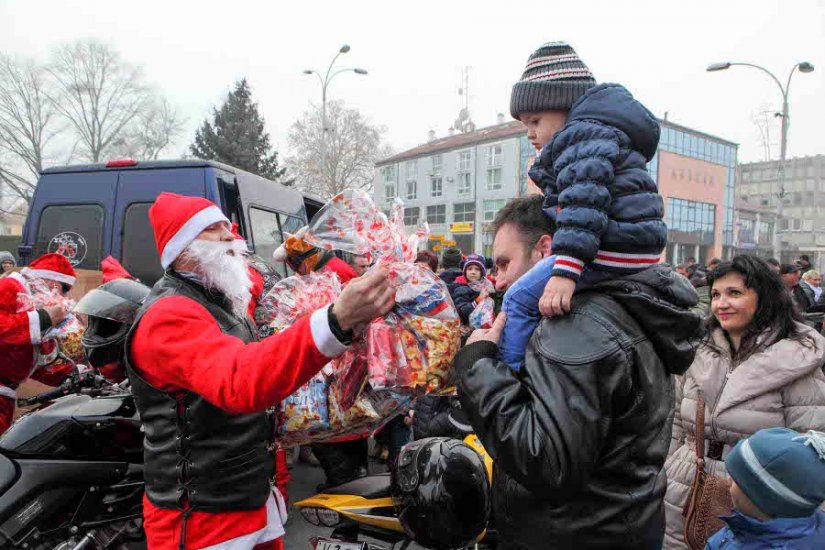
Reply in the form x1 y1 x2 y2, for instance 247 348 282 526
127 192 395 550
0 253 76 434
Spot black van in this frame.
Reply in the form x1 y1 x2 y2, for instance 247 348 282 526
18 159 322 284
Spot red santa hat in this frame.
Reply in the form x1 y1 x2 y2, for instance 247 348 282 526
149 193 230 269
28 253 77 286
101 256 135 283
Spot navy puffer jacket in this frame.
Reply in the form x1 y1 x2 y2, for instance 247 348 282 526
529 83 667 281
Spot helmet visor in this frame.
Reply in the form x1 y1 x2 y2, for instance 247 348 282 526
74 279 150 322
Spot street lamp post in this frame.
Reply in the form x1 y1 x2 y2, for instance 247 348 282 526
707 60 814 261
303 45 368 186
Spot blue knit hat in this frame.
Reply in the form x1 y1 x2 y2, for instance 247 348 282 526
725 428 825 518
462 254 487 279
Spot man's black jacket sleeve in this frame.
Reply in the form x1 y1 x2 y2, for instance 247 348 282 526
456 312 632 497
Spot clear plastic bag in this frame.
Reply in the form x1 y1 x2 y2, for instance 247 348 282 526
469 298 495 329
273 190 462 446
44 313 87 365
261 271 342 331
278 375 331 436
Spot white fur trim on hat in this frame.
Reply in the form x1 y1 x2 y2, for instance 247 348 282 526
160 205 229 269
27 269 76 286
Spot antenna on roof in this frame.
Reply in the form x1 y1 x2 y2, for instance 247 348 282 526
453 66 475 133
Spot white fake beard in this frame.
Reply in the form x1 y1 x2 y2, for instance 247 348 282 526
180 239 252 319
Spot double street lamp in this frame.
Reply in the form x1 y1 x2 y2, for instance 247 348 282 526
707 60 814 260
303 45 368 179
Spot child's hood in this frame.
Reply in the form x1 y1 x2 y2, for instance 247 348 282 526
567 83 660 161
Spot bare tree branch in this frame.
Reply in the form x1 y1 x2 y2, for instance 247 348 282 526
0 54 64 204
48 40 152 162
286 100 389 199
111 97 185 160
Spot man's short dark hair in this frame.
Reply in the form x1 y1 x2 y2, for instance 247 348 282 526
800 254 811 263
767 258 781 267
492 195 555 250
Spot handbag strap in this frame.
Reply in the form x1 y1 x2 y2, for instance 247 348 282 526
694 391 706 462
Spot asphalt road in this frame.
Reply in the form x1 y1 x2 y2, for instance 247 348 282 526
283 457 335 549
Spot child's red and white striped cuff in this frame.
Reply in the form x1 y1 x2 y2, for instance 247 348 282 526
593 251 662 270
552 256 585 280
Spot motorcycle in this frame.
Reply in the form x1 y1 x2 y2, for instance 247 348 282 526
0 369 145 549
295 434 495 550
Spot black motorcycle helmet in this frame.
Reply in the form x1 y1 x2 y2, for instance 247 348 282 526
75 278 150 368
392 437 490 549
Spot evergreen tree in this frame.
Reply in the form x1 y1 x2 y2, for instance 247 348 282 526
190 79 285 180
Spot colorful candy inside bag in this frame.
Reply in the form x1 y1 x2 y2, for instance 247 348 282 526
263 271 342 331
42 313 87 366
469 298 495 330
278 376 330 435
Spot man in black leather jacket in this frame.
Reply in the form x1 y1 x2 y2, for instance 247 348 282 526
455 196 702 549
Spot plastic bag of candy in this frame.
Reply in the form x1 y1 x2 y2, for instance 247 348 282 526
40 313 87 367
262 270 342 331
278 375 330 436
301 189 461 396
15 269 76 314
469 298 495 329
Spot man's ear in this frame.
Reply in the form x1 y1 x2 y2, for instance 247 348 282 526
536 234 553 257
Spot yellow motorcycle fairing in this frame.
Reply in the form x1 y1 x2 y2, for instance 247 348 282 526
294 492 404 533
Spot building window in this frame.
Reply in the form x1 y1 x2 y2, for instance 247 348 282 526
483 199 506 222
406 161 417 181
454 202 476 223
457 173 472 196
427 205 446 224
487 144 502 168
431 176 443 197
486 168 502 190
385 183 395 200
665 198 715 241
404 207 420 226
382 165 396 183
457 150 472 173
431 155 442 176
406 180 417 200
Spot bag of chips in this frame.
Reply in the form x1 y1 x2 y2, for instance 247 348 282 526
278 375 331 436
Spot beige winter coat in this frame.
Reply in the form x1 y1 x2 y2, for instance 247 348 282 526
663 322 825 549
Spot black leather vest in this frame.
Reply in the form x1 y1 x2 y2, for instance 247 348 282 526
125 272 271 512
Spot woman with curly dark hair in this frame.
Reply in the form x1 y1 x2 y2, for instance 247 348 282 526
663 255 825 548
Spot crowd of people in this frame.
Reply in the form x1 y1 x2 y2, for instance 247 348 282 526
2 39 825 550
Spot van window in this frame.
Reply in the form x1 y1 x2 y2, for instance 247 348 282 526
249 207 286 276
122 203 163 284
34 204 104 269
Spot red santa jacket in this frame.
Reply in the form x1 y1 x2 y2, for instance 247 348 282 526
130 286 347 549
0 273 72 400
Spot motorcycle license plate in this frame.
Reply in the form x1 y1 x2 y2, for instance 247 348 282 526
314 540 366 550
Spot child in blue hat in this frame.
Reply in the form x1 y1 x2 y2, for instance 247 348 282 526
706 427 825 549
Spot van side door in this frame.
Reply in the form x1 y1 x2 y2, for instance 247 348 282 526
112 168 207 285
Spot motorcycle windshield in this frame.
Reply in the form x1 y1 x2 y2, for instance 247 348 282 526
74 279 150 322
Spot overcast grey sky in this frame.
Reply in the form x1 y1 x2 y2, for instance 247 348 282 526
1 0 823 164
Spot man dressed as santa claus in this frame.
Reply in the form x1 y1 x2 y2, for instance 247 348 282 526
126 192 395 550
0 252 76 434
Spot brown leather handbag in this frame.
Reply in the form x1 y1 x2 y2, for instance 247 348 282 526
682 391 734 550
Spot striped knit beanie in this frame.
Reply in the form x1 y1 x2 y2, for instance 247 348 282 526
510 42 596 119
